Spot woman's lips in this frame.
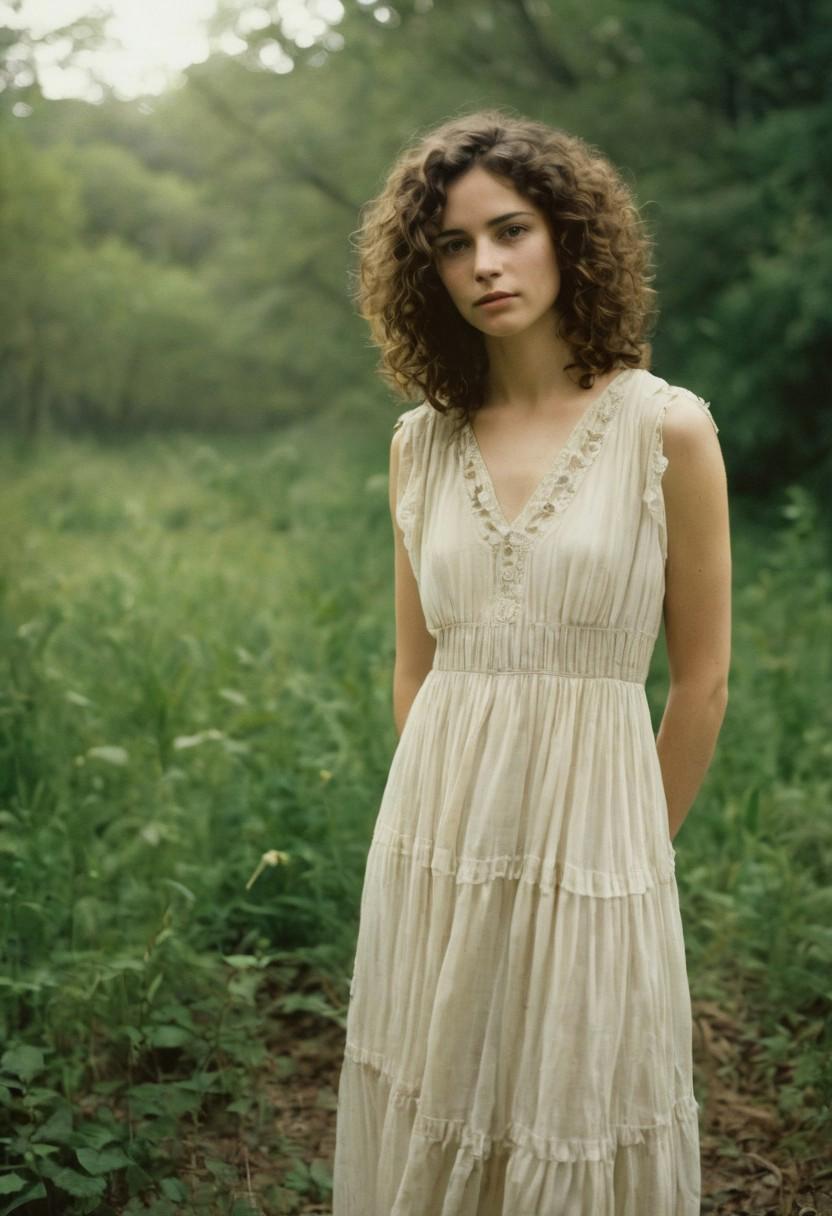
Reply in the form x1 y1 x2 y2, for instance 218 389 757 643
477 294 517 309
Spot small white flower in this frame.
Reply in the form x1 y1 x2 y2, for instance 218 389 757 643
245 848 291 890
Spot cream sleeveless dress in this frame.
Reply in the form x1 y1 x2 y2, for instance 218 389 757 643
332 367 718 1215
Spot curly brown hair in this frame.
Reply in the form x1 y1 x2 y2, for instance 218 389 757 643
351 108 657 431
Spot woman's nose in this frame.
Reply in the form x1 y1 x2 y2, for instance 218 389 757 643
473 241 502 276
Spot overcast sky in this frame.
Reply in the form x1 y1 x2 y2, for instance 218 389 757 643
4 0 217 100
4 0 342 102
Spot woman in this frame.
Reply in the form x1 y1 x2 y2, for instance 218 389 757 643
332 109 731 1215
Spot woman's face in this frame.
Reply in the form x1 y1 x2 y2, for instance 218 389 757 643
431 165 561 336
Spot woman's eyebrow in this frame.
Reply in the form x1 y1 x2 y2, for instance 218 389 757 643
436 210 535 239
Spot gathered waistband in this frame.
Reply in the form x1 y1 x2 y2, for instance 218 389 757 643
430 622 656 683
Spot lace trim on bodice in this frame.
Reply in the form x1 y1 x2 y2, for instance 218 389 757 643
456 372 633 623
457 371 633 546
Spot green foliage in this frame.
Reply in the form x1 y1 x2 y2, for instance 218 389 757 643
52 140 220 264
0 427 829 1207
0 0 829 508
0 422 393 1208
1 0 831 1202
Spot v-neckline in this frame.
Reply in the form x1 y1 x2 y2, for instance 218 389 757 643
461 368 634 533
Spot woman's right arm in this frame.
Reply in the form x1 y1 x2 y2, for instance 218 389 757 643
389 426 436 736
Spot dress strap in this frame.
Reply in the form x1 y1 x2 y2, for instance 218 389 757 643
391 403 430 575
642 382 719 562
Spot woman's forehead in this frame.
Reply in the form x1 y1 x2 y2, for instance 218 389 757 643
438 170 538 229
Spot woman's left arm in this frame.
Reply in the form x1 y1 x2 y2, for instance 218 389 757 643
657 395 732 842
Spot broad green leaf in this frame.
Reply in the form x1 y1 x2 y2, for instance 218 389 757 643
75 1122 119 1151
0 1181 47 1216
32 1105 73 1143
76 1146 131 1175
0 1047 43 1082
147 1026 192 1048
30 1145 60 1159
46 1167 106 1198
159 1177 187 1201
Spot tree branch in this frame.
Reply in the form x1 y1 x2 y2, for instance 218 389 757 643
187 71 360 215
502 0 579 89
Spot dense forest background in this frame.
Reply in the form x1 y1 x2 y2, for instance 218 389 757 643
2 0 832 506
2 3 832 1213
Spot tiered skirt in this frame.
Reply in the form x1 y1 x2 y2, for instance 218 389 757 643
332 663 701 1215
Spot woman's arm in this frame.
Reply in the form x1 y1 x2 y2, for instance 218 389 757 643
389 428 436 737
657 396 732 841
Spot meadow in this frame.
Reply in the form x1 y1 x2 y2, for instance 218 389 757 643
1 418 830 1214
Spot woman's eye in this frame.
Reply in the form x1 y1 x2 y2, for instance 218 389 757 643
439 225 527 256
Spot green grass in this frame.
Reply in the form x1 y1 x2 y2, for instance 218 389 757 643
0 425 830 1212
